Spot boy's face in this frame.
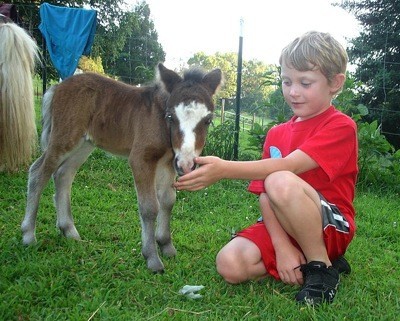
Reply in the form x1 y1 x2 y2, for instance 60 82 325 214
281 62 341 121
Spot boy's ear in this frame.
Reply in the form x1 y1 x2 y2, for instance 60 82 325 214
330 73 346 93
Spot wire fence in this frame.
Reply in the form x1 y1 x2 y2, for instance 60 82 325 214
7 2 400 144
351 28 400 142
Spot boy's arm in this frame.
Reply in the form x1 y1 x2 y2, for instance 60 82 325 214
174 149 318 191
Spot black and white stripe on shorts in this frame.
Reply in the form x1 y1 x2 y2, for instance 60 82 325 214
319 194 350 234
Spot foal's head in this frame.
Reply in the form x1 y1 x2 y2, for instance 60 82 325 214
157 64 222 176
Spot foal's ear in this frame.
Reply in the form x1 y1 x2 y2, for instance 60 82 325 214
157 63 183 94
202 68 223 95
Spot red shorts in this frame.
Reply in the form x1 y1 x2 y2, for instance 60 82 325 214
236 195 355 280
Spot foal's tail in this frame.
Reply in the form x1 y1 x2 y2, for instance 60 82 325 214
40 86 56 152
0 22 40 171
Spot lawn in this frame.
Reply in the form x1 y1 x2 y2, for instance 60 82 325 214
0 147 399 320
1 95 399 320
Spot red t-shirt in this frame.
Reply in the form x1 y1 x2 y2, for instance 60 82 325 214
248 106 358 232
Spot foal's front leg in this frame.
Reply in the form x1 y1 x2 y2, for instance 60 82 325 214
130 158 165 272
155 161 177 258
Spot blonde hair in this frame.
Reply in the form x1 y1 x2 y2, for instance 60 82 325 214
0 21 39 171
279 31 348 92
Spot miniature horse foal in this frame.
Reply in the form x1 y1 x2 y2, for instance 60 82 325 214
21 64 222 272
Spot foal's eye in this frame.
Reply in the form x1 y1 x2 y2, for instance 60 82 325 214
165 113 173 122
204 115 213 125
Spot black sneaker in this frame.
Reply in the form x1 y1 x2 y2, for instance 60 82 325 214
295 261 340 305
332 256 351 275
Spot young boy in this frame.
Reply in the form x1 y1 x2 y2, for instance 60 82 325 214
174 31 358 305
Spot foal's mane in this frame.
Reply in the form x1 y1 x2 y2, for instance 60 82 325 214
151 66 208 103
182 67 207 84
153 66 207 89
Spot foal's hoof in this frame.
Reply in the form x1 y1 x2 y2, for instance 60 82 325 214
21 228 37 245
59 225 81 240
22 233 37 245
147 258 165 273
160 243 177 258
152 269 165 275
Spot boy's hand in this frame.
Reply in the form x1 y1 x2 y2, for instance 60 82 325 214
275 243 306 285
174 156 224 191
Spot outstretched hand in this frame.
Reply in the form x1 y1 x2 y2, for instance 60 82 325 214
174 156 224 191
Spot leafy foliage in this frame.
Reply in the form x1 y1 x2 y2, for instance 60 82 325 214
246 115 286 153
339 0 400 149
357 120 400 192
187 52 275 115
78 56 105 74
103 1 165 84
260 66 292 121
246 123 267 152
203 120 236 160
334 73 400 192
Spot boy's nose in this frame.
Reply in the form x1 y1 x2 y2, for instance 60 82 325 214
289 86 300 97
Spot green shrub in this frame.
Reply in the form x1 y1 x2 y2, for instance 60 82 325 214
357 120 400 193
203 120 236 160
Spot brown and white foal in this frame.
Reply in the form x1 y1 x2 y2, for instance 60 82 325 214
21 64 222 272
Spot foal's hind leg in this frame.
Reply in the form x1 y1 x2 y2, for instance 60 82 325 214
21 153 60 244
53 141 94 240
155 161 177 258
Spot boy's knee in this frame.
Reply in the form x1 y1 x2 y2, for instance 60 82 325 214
216 248 246 284
264 171 298 202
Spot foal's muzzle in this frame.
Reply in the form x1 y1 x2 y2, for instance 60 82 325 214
174 157 197 177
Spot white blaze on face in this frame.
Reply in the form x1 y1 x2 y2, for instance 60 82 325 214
174 101 210 173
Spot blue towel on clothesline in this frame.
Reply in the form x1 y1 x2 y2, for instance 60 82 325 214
39 3 97 79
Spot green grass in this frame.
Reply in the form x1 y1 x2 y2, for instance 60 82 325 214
0 98 399 320
0 149 399 320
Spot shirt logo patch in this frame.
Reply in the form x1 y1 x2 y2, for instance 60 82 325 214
270 146 282 158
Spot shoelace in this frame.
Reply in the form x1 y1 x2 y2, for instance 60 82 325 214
299 264 327 285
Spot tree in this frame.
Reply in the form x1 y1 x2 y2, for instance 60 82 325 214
90 0 137 72
105 1 165 84
339 0 400 149
187 52 274 115
188 52 238 99
261 66 292 121
242 59 275 114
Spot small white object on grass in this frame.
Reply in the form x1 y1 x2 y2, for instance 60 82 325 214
179 285 205 299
